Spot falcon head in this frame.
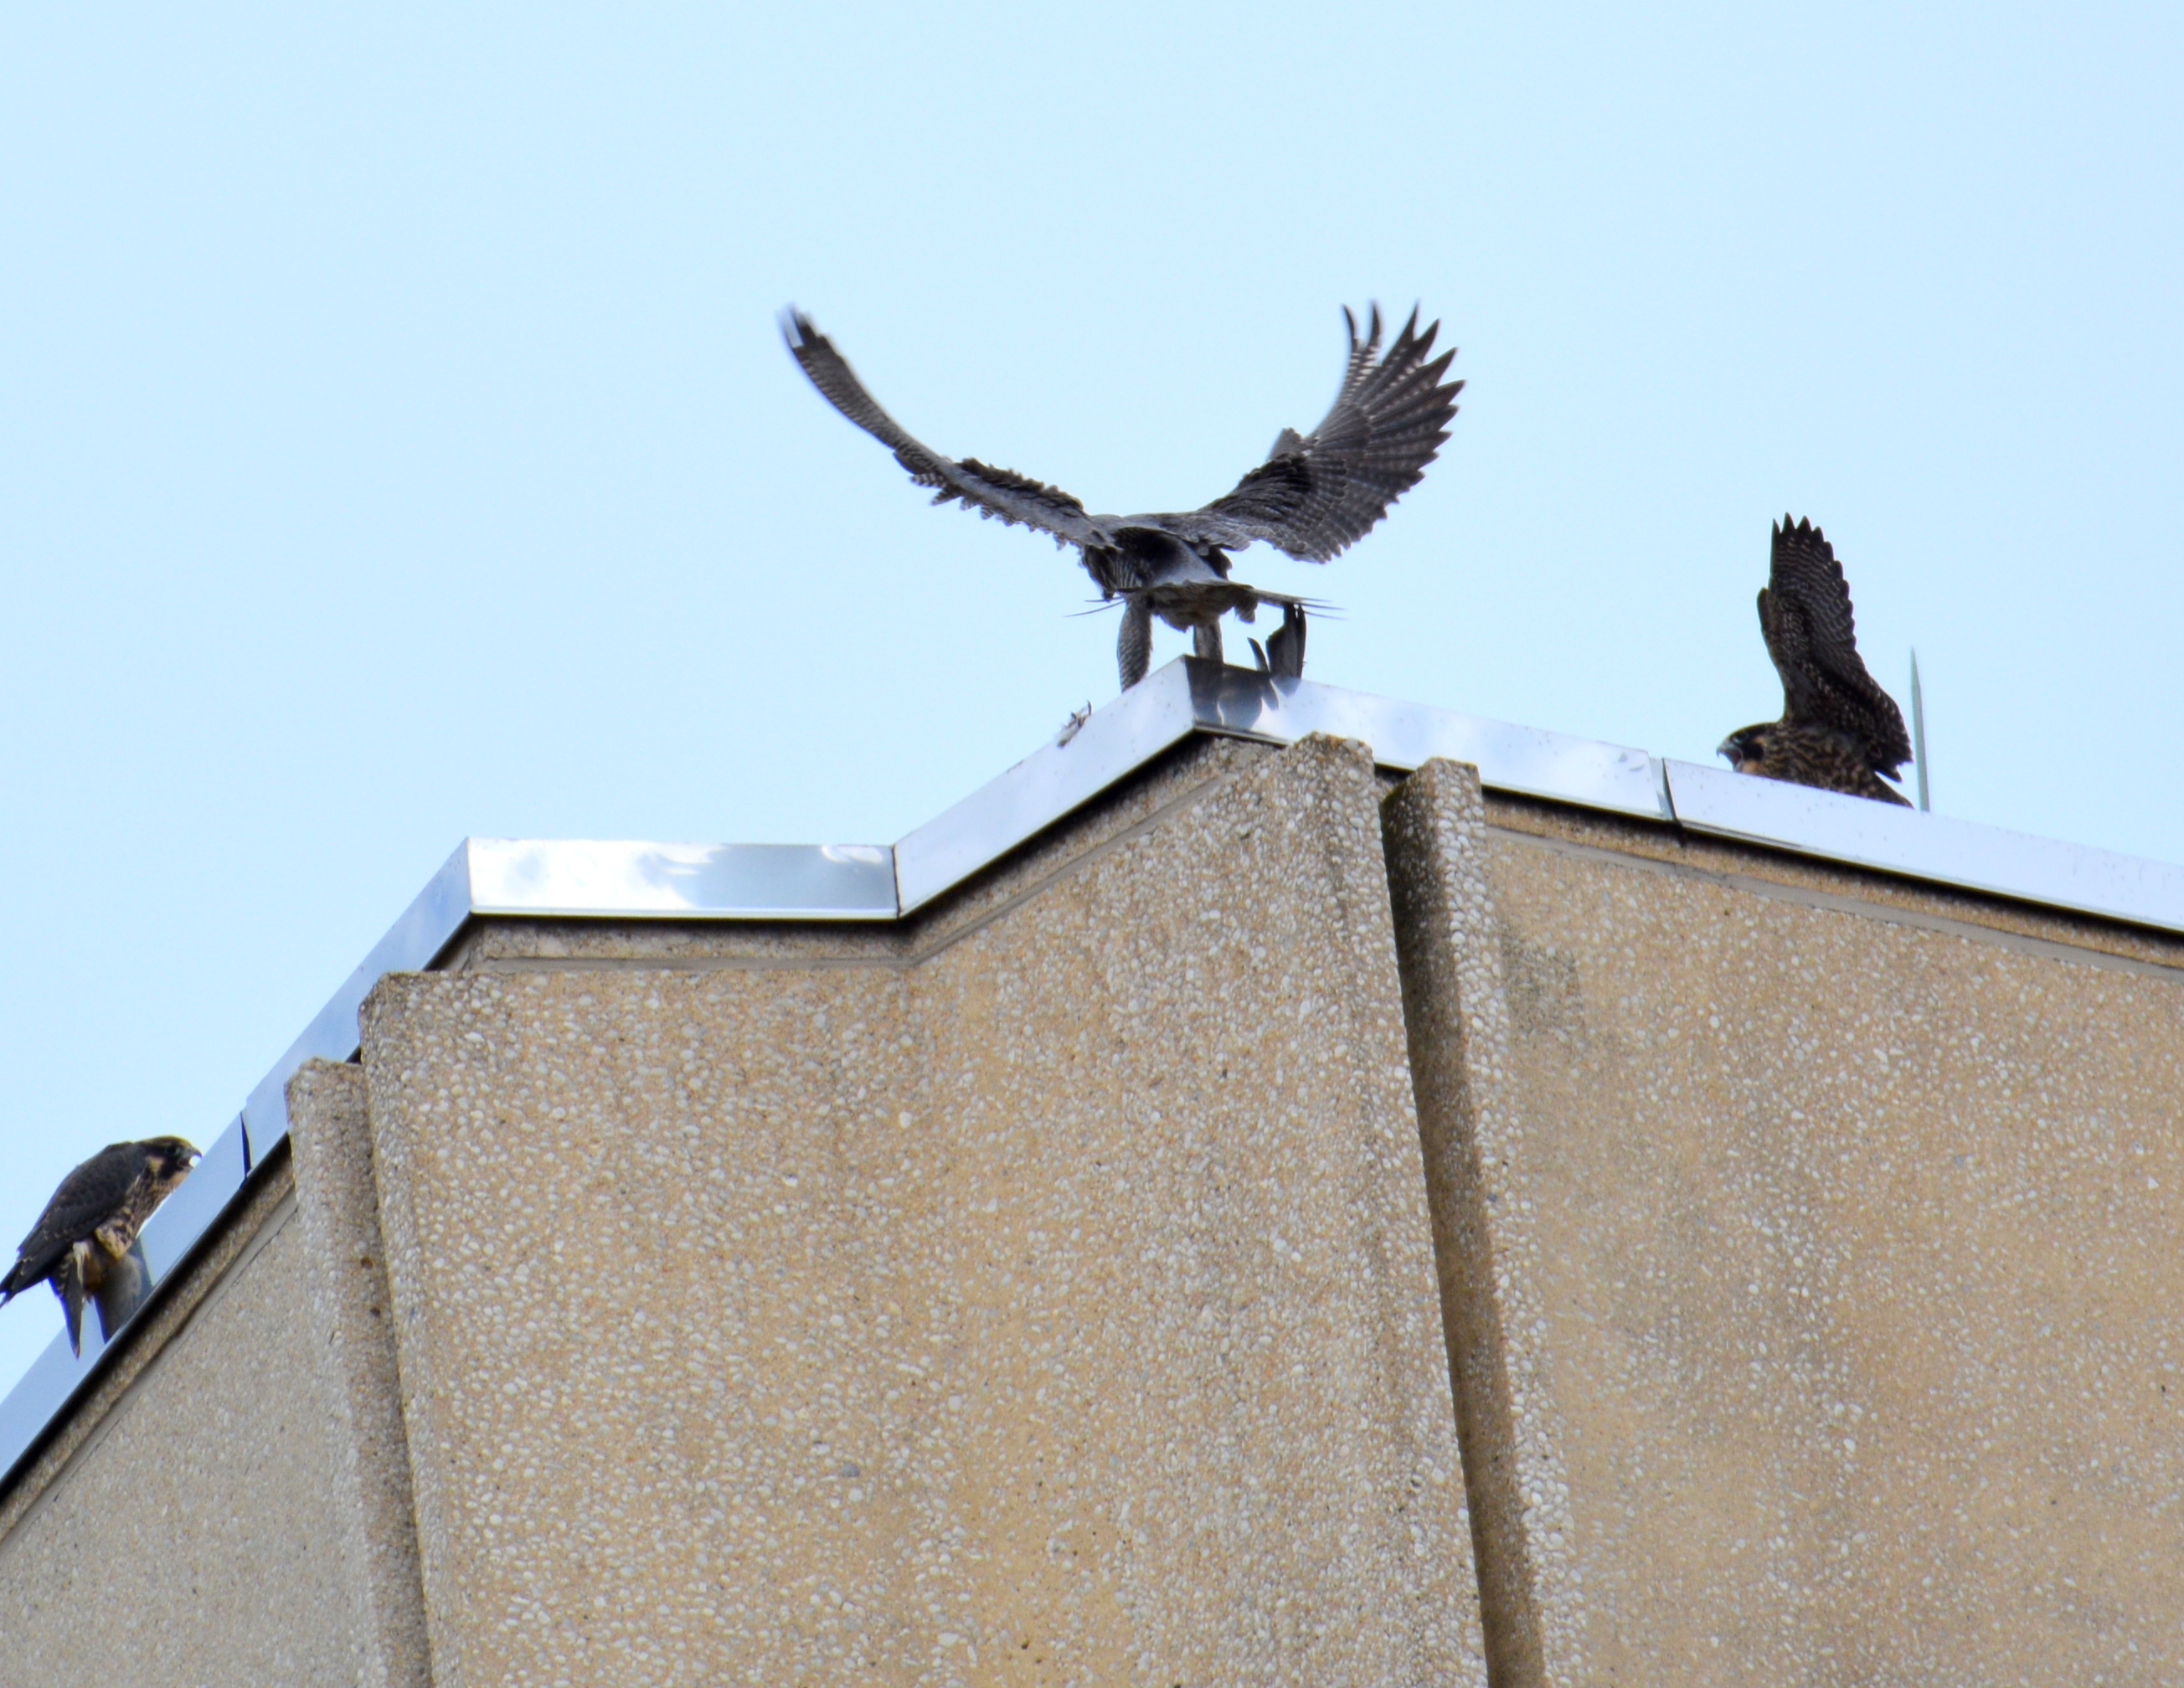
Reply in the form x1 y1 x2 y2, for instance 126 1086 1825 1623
1717 726 1769 773
142 1137 200 1199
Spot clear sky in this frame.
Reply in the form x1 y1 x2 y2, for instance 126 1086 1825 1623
2 3 2178 1394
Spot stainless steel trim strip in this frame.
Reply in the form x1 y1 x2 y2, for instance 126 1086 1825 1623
241 843 476 1159
240 837 901 1162
12 672 2184 1501
466 839 897 921
893 661 1206 914
0 1118 249 1492
893 658 1669 913
1187 664 1665 811
1665 759 2184 934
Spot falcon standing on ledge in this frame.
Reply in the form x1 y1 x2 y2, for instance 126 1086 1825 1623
783 304 1461 689
1718 517 1913 806
2 1136 198 1356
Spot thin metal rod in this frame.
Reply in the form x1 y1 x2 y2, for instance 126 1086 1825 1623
1910 648 1931 812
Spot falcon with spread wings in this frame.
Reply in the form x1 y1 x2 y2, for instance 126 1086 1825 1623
783 305 1461 688
2 1136 198 1356
1718 517 1913 806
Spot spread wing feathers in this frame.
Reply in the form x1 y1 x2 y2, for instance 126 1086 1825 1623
1758 517 1913 773
0 1143 148 1302
782 311 1100 548
1175 305 1462 562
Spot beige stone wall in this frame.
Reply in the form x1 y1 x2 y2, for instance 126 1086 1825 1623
289 1059 432 1688
1387 756 2184 1685
358 734 1485 1686
10 731 2183 1686
0 1168 373 1687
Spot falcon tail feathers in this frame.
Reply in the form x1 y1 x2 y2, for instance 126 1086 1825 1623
58 1250 87 1358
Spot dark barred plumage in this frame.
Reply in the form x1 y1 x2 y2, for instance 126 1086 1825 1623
783 304 1461 688
3 1136 198 1355
1718 517 1912 806
1718 720 1909 805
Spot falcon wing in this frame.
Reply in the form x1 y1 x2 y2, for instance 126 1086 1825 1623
1167 305 1461 562
783 311 1102 548
0 1142 144 1300
1758 517 1913 774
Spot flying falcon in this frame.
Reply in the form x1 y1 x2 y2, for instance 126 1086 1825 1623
1718 517 1913 806
2 1136 198 1356
782 305 1461 688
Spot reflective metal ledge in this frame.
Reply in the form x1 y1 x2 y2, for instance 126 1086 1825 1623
894 659 1668 913
1666 759 2184 933
240 838 899 1154
7 656 2182 1496
467 839 897 921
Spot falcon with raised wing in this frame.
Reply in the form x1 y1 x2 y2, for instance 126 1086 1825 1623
1718 517 1913 806
783 304 1461 688
2 1136 198 1356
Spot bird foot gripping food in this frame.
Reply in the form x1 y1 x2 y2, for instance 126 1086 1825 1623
783 303 1459 692
2 1136 198 1356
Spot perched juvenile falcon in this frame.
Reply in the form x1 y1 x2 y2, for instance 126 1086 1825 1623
1718 516 1913 806
783 304 1461 689
2 1136 198 1356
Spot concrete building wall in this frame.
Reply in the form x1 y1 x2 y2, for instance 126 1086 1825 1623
289 1059 433 1688
1388 757 2184 1685
6 730 2183 1686
0 1168 374 1687
357 734 1484 1686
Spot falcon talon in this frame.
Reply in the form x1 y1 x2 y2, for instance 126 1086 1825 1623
783 303 1460 692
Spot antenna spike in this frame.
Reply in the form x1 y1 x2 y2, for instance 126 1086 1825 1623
1910 648 1931 812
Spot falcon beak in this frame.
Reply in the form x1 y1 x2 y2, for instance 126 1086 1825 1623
1714 736 1738 764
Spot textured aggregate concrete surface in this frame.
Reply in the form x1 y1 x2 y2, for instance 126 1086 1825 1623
0 1173 374 1686
1483 788 2184 977
361 733 1486 1687
290 1058 433 1688
18 718 2184 1688
1388 756 2184 1686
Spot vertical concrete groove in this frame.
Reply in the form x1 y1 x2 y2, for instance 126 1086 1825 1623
1295 735 1484 1675
288 1059 435 1688
1382 759 1554 1688
348 732 1486 1686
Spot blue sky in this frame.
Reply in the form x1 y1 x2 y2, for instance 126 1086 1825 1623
2 3 2178 1393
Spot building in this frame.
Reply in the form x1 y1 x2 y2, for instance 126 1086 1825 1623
3 660 2181 1685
